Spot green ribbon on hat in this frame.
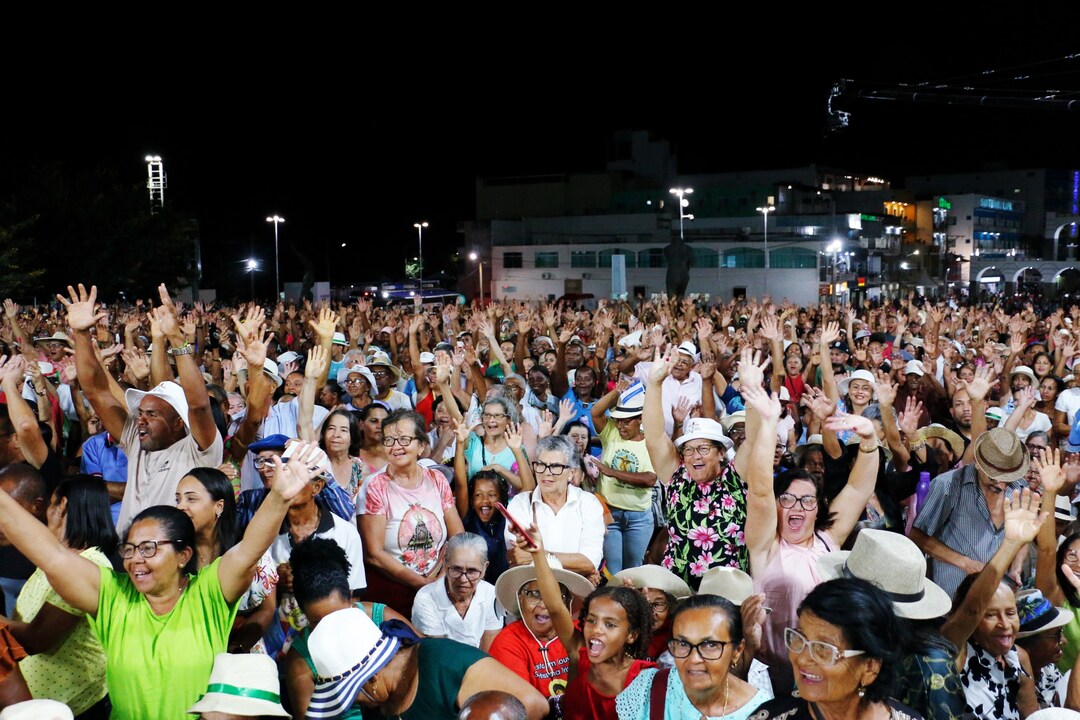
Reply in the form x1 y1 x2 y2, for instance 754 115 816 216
202 683 281 704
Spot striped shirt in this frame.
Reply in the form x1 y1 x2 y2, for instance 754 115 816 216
913 463 1025 599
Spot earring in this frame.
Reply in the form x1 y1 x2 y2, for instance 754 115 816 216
857 684 866 698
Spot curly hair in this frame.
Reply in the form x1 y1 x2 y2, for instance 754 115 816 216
578 585 654 660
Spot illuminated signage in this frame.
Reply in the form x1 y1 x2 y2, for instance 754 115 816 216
938 197 952 210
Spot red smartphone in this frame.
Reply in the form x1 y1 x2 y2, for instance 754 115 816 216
496 502 538 548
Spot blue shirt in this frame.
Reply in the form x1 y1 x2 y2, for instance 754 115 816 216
80 433 128 526
561 389 597 433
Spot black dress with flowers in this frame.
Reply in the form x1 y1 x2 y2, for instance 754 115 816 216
660 463 748 590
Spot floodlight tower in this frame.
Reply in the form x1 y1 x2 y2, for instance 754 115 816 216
145 155 166 214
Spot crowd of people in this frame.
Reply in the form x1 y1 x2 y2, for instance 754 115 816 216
1 283 1080 719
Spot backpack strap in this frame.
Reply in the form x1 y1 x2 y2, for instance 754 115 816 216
649 668 670 720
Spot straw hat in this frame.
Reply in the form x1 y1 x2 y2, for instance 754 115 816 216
307 608 402 720
794 435 824 465
720 411 746 433
32 331 72 347
611 565 691 599
817 529 951 620
972 427 1029 483
698 567 755 606
919 424 966 460
1017 589 1074 639
495 557 594 616
1055 495 1076 523
366 351 404 379
187 653 290 717
609 383 645 419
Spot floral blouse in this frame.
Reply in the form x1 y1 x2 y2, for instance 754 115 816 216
661 463 748 590
961 642 1022 720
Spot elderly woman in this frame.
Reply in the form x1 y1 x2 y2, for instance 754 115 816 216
306 606 548 720
489 556 594 706
361 409 465 617
503 435 605 579
616 594 772 720
643 348 749 588
0 443 326 719
740 350 879 696
752 578 918 719
411 532 502 651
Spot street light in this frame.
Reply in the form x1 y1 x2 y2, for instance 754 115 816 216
266 215 285 300
827 240 843 303
414 222 428 294
469 251 485 305
244 258 258 301
669 188 693 240
756 204 776 295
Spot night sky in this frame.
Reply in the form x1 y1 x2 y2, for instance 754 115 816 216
3 27 1078 298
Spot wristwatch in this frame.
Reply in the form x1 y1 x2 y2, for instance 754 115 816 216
168 343 196 356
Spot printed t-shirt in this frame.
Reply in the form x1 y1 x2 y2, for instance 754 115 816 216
87 557 238 720
488 620 570 699
597 422 654 512
364 466 454 576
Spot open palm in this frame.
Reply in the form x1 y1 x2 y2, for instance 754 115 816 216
1004 488 1046 545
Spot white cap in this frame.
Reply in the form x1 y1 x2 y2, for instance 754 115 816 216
903 360 925 377
618 330 643 348
677 341 699 362
124 381 190 428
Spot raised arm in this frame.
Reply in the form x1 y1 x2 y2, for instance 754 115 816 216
58 284 128 440
874 374 909 471
0 357 49 469
219 442 324 603
308 307 338 390
959 364 995 466
739 361 782 568
516 524 581 672
228 327 274 462
1033 448 1068 606
758 313 784 395
452 421 472 518
154 285 218 451
2 300 32 351
819 322 841 402
408 315 428 391
297 345 328 443
821 413 880 546
643 347 679 484
590 386 620 434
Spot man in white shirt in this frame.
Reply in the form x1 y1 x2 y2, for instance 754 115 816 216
628 341 703 437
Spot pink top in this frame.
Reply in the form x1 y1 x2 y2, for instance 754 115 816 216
753 532 836 672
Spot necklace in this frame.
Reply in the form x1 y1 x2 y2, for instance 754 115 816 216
721 675 730 717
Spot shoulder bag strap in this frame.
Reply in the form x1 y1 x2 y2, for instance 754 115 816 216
649 668 670 720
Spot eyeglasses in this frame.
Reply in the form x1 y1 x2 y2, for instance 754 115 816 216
118 540 181 559
777 493 819 511
370 369 392 378
680 444 716 458
252 456 282 469
667 638 728 660
615 417 639 425
343 378 367 386
649 600 670 612
1065 550 1080 563
482 413 508 421
447 566 483 581
784 628 865 666
382 436 417 447
519 588 571 606
532 461 571 475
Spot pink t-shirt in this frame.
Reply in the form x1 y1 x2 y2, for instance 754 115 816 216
364 467 454 576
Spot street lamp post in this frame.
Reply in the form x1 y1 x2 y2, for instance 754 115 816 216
756 204 776 296
266 215 285 300
414 222 428 295
245 258 258 301
469 252 484 305
668 187 693 240
827 240 842 304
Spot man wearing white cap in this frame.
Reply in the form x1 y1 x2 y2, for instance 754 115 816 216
62 284 224 532
622 340 702 437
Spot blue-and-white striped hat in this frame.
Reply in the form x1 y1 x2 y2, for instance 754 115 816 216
609 382 646 419
307 608 401 719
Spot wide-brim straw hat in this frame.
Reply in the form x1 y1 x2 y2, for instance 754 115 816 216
674 417 733 451
794 435 824 465
187 653 290 717
919 424 966 460
973 427 1029 484
817 528 951 620
495 557 594 615
609 383 645 419
611 565 691 599
698 567 755 606
32 332 72 347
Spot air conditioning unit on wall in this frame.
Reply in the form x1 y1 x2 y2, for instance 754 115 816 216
582 273 591 279
541 272 553 280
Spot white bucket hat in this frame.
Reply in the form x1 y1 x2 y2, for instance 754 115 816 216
838 369 877 398
307 608 402 719
609 383 645 419
337 364 379 393
0 700 73 720
674 417 733 451
187 653 290 717
817 528 951 620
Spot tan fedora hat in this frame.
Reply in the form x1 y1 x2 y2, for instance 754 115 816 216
973 427 1029 484
817 528 951 620
919 424 966 461
611 565 692 599
697 567 755 606
495 556 594 616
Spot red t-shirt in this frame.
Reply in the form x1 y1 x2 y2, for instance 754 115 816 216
564 647 655 720
487 620 570 699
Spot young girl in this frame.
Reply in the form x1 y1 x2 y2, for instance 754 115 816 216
515 522 655 720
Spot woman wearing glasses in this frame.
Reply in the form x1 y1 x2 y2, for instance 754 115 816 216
0 442 327 720
361 409 465 616
739 354 879 697
616 594 771 720
410 533 502 651
502 435 605 580
752 577 917 719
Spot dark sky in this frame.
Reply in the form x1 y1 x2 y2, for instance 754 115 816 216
3 27 1078 297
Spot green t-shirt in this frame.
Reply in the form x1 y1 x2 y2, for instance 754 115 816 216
401 639 488 720
88 557 239 720
598 422 655 512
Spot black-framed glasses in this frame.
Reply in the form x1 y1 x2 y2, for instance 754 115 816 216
382 436 417 447
649 600 670 612
667 638 728 660
784 628 865 666
118 540 181 559
680 444 716 458
447 566 483 581
532 461 570 475
777 493 818 511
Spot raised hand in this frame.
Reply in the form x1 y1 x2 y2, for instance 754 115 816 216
824 411 876 440
306 345 329 379
57 284 106 331
874 372 897 407
758 313 781 341
239 325 273 372
736 346 766 391
671 396 694 425
647 346 674 386
434 355 453 385
959 363 996 403
1015 385 1039 410
505 422 524 449
558 398 576 424
454 418 472 445
1004 487 1047 545
2 300 18 319
309 307 340 342
1033 448 1065 497
741 382 781 422
268 442 326 502
820 321 840 347
897 396 925 436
